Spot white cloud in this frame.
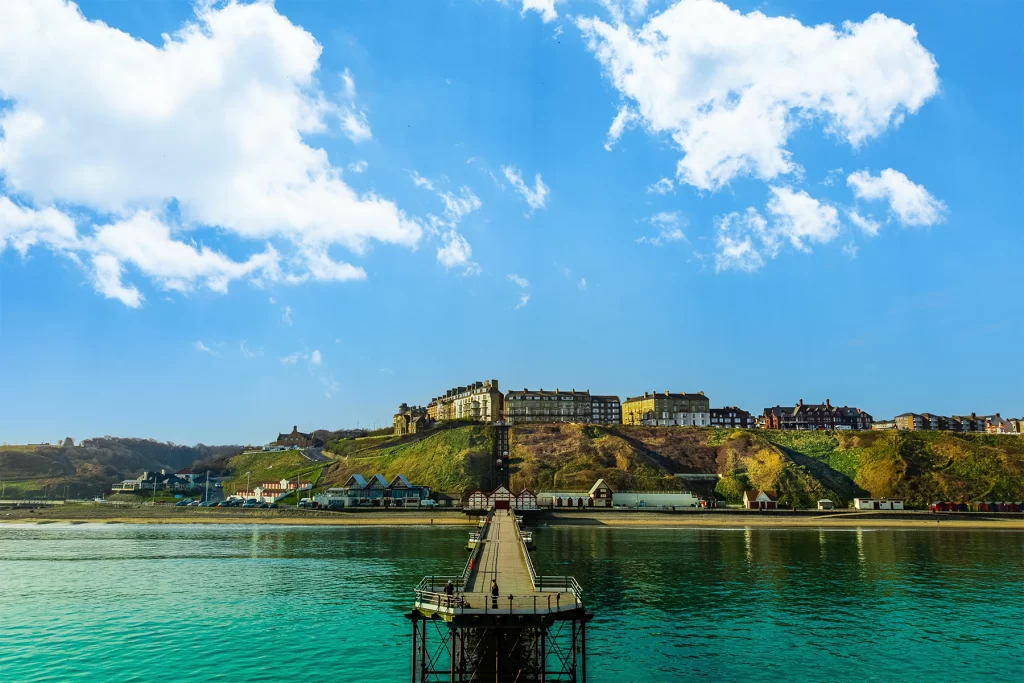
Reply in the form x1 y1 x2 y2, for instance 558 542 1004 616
269 297 276 304
578 1 939 191
0 197 79 255
193 340 216 355
637 211 686 246
599 0 650 23
518 0 561 23
515 293 531 309
347 160 368 173
0 0 421 306
282 305 293 326
766 186 840 252
713 188 840 271
646 178 674 195
848 210 881 237
340 68 357 99
437 230 474 270
240 341 263 358
507 273 530 288
842 242 859 260
578 277 587 290
298 244 367 282
280 352 301 365
502 166 549 213
411 171 435 191
847 169 946 226
340 109 373 143
822 168 845 187
91 253 143 307
604 106 640 151
439 187 483 222
379 367 394 375
90 211 281 295
310 349 322 365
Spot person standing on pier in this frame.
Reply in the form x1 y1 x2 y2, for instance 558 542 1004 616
444 580 454 607
490 579 499 609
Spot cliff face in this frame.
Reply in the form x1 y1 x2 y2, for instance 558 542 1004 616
321 424 1024 508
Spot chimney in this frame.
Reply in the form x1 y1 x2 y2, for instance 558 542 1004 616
825 399 831 409
293 425 298 433
492 379 499 389
799 399 803 407
698 391 704 396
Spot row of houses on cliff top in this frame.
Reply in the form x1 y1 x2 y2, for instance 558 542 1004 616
876 412 1022 434
392 378 1020 435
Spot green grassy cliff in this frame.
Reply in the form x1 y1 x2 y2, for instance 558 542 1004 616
321 423 1024 508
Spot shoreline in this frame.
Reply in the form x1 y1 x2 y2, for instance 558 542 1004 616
1 507 1022 530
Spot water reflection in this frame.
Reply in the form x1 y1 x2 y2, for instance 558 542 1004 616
0 524 1021 682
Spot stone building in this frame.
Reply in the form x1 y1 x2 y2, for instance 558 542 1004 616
432 379 503 423
393 403 432 436
590 395 622 425
275 426 323 448
709 406 755 428
505 388 594 425
622 391 710 427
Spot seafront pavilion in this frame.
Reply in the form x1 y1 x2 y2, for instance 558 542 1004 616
408 510 592 682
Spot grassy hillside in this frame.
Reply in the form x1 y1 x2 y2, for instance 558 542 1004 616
220 450 325 497
320 424 492 494
0 439 244 498
509 424 696 492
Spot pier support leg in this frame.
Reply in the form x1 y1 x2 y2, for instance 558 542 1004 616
450 627 457 683
410 617 417 683
539 627 546 683
581 620 587 683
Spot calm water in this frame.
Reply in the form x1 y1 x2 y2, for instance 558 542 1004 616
0 523 1021 682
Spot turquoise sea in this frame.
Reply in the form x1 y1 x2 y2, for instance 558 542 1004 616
0 523 1021 682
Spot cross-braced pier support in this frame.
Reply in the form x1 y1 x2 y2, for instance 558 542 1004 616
407 612 591 683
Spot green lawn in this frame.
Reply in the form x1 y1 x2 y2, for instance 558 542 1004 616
222 450 325 496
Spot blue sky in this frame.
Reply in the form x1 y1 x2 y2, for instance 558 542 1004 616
1 0 1021 445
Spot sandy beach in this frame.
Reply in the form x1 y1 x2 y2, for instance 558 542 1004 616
2 505 1022 529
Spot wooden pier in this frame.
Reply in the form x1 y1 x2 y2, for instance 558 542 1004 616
408 509 591 682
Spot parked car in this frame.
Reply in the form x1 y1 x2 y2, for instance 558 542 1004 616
174 500 191 507
258 503 269 508
199 501 216 507
419 500 438 508
268 503 279 509
242 502 257 508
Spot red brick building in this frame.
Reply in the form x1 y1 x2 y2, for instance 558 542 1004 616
763 399 872 431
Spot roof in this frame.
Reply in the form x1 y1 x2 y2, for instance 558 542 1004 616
590 395 620 402
744 489 776 502
764 406 796 416
389 474 412 488
624 392 707 403
343 474 367 489
175 468 194 475
588 479 613 495
506 389 591 398
367 474 389 488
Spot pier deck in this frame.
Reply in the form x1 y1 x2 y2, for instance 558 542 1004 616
413 510 581 617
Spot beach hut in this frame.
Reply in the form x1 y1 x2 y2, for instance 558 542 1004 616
817 499 835 510
744 490 778 510
588 479 614 508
